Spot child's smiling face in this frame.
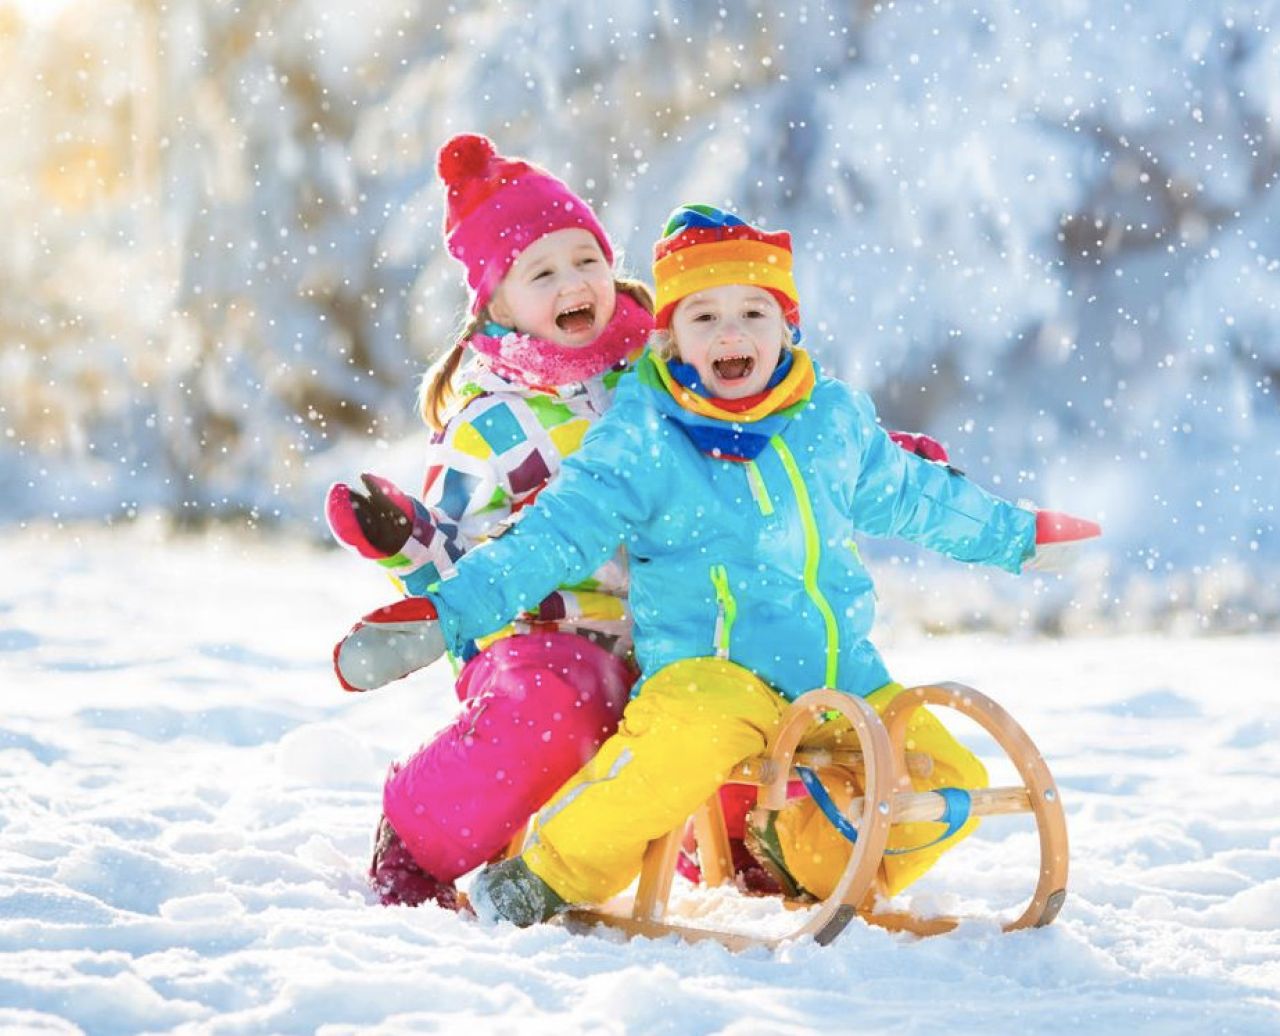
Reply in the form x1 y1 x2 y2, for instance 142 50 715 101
670 284 788 399
489 228 616 348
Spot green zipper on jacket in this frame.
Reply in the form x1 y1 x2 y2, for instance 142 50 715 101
709 563 738 659
770 436 841 687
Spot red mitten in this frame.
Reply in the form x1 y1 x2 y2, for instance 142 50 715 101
333 597 446 692
1025 510 1102 572
1036 510 1102 545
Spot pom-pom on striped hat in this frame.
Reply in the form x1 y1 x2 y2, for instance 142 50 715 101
652 204 800 331
437 133 614 314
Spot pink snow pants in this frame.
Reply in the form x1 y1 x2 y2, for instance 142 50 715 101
382 632 634 881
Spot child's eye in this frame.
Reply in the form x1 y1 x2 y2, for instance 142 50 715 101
532 269 552 281
577 257 599 266
693 313 715 323
745 309 766 319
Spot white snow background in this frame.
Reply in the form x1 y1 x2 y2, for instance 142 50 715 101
4 0 1280 1032
1 526 1277 1034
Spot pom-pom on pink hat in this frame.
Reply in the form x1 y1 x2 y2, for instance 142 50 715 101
437 133 614 314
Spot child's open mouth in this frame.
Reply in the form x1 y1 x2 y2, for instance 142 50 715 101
555 302 596 335
712 354 755 382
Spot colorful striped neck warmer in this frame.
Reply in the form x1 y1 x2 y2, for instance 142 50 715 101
639 348 816 461
466 293 654 390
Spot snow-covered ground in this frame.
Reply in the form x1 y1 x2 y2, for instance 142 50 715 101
1 525 1278 1034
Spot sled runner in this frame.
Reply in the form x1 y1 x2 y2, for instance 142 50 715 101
559 683 1068 950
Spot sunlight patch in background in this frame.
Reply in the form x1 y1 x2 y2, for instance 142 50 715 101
3 0 76 26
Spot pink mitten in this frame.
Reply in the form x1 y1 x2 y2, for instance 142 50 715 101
888 430 950 464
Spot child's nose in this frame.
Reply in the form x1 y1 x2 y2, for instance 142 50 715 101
718 318 745 340
561 266 590 290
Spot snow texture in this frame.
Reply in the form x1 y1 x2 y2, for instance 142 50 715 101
2 3 1279 1030
1 528 1277 1033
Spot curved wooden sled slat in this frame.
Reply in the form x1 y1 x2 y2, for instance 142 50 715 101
863 681 1069 936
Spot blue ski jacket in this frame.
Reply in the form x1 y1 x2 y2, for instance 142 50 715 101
425 353 1036 700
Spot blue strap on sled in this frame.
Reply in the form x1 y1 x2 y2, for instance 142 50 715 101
795 766 972 856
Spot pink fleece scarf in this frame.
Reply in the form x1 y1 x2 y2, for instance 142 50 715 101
465 293 654 389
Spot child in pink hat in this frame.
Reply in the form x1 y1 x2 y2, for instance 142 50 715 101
327 133 654 909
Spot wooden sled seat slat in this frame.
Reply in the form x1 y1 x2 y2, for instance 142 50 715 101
729 746 933 784
884 784 1031 823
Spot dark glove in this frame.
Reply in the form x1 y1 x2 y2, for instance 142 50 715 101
328 473 415 556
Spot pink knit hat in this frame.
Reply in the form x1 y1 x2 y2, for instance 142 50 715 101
437 133 614 314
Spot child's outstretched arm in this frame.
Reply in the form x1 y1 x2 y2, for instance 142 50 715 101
844 388 1096 572
333 399 665 690
328 395 558 592
427 405 663 654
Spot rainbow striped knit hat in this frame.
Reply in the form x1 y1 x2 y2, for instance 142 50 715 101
652 205 800 331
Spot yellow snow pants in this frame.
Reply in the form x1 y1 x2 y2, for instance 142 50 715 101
521 657 986 906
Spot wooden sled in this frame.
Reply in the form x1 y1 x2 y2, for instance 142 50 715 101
561 682 1068 951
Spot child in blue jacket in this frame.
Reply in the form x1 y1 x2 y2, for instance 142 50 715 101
368 204 1098 924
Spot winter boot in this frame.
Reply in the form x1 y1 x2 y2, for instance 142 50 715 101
743 810 813 901
468 857 567 927
729 837 784 895
368 815 461 910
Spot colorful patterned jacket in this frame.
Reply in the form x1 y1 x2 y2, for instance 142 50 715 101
427 351 1038 701
399 356 633 659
